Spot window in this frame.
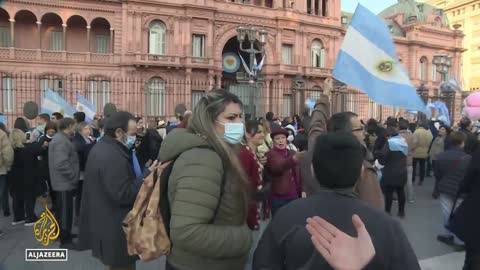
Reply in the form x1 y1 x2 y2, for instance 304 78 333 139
192 34 206 58
419 57 428 81
311 40 325 68
282 44 293 65
88 80 110 111
146 77 165 116
49 31 63 51
283 94 292 117
432 64 437 81
0 27 10 47
149 21 166 55
40 78 64 97
1 77 14 112
191 90 205 109
310 86 323 100
96 35 109 54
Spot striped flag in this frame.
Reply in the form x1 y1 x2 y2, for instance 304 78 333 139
76 95 96 123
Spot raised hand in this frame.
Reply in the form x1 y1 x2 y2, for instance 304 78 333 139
306 214 375 270
323 77 334 96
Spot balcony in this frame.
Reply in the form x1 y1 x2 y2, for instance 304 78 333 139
186 56 215 68
304 66 333 77
280 64 302 74
133 53 181 67
0 47 116 65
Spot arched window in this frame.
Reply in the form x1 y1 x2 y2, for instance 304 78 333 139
146 77 165 116
311 40 325 68
419 57 428 81
40 75 65 97
434 17 442 27
149 21 166 55
87 78 110 112
1 76 14 112
310 85 323 100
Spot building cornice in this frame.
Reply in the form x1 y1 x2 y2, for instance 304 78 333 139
5 0 119 14
393 37 465 52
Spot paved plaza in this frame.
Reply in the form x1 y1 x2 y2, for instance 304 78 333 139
0 177 465 270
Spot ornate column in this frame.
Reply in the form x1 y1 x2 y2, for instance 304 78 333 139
110 28 114 54
36 21 42 49
86 25 91 52
9 19 14 47
62 23 67 50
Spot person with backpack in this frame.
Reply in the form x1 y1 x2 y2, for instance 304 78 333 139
158 89 252 270
78 112 159 270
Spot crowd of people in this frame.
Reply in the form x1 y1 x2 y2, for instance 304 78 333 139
0 82 479 270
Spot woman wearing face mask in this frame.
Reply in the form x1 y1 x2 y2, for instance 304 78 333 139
266 129 303 217
73 122 96 223
35 122 58 211
284 125 298 152
239 120 269 270
158 89 252 270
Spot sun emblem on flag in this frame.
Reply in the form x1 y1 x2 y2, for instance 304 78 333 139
377 60 394 73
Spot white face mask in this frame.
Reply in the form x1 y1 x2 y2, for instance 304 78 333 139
287 135 294 142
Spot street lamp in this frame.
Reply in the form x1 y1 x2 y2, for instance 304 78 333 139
433 54 455 120
237 25 267 83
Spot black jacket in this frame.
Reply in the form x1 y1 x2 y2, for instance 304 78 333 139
253 192 420 270
8 144 43 199
450 147 480 249
72 133 95 172
459 128 479 155
135 128 163 167
434 147 471 199
78 136 145 267
377 137 408 187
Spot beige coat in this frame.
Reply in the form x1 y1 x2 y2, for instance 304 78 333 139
0 129 14 175
413 127 433 159
399 130 415 166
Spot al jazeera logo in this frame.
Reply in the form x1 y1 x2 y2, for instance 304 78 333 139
25 206 68 262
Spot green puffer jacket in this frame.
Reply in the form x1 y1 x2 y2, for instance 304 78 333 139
159 129 252 270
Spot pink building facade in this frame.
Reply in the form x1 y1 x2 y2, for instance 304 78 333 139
0 0 464 123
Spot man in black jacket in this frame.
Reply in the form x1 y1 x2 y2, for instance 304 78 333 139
78 112 158 270
459 117 479 155
253 132 420 270
434 131 471 248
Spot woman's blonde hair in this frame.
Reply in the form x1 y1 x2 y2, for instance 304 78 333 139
10 129 26 149
188 89 248 187
260 118 271 134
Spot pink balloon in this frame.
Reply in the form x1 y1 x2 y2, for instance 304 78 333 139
465 107 480 120
465 92 480 107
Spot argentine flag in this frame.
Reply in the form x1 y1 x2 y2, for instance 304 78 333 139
41 89 75 117
333 4 427 113
76 95 96 123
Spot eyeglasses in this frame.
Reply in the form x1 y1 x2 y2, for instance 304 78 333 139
352 128 363 132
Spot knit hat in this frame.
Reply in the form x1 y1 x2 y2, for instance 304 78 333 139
270 128 289 139
284 124 297 136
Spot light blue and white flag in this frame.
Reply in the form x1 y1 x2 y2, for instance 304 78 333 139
76 95 96 123
41 89 75 117
333 4 427 113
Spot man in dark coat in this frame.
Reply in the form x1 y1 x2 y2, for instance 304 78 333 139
459 117 479 156
434 131 471 248
48 118 79 249
253 133 420 270
78 112 157 270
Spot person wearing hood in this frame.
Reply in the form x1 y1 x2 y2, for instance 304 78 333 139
158 90 252 270
284 125 298 152
376 127 408 218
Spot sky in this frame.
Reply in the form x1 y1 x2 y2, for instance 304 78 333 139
341 0 398 14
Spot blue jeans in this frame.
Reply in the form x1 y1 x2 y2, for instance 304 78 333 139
271 199 296 217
